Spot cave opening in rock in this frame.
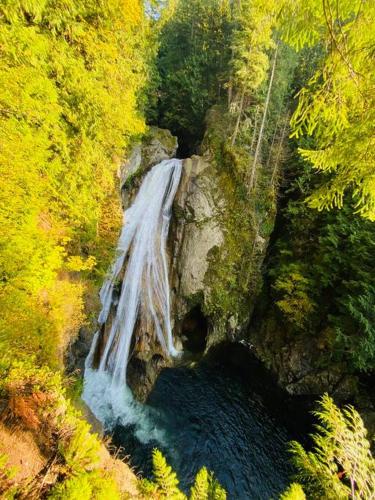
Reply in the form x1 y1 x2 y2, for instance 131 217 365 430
176 131 201 158
181 305 208 353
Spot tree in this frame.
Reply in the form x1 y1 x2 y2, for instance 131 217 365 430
229 0 279 147
190 467 226 500
280 0 375 220
138 450 227 499
248 43 278 189
0 0 151 368
289 395 375 499
151 449 186 499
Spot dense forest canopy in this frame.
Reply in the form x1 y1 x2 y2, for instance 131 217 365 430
155 0 375 218
0 0 152 368
0 0 374 498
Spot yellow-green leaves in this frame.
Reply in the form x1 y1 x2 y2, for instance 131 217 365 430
281 0 375 220
0 0 150 368
279 483 306 500
288 395 375 499
139 449 227 500
231 0 278 93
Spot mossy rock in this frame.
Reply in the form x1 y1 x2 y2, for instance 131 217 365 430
200 105 277 336
120 127 178 193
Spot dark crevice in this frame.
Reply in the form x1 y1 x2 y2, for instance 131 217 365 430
175 130 202 158
148 115 204 158
180 305 208 354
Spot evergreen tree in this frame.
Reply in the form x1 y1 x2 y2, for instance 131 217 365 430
190 467 226 500
139 450 227 500
289 395 375 499
152 449 186 499
156 0 233 148
280 0 375 220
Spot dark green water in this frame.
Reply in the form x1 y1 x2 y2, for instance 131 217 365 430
112 349 302 499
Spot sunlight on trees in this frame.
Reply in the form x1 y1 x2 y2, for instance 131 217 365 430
0 0 151 367
288 394 375 499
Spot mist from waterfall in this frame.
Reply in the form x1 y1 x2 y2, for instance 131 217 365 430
83 159 182 440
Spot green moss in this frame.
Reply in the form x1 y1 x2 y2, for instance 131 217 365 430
202 105 276 330
123 167 145 191
186 291 205 311
146 126 178 152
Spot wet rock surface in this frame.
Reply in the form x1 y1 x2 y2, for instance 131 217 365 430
69 120 371 423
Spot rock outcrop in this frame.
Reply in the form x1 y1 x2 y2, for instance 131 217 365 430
250 314 358 399
120 126 178 206
70 108 277 402
169 155 225 347
168 106 276 351
118 108 277 400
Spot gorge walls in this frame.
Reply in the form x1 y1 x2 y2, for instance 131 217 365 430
114 106 277 400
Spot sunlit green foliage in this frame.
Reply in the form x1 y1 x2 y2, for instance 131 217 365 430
49 470 120 500
139 449 226 500
0 453 17 499
279 483 306 500
280 0 375 220
273 264 316 330
0 0 150 368
288 394 375 499
0 359 121 498
230 0 278 93
190 466 226 500
150 449 186 499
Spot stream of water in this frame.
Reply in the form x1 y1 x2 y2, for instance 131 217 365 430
83 158 296 499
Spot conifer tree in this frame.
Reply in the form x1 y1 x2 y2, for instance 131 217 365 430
279 483 306 500
280 0 375 220
289 395 375 499
190 467 226 500
152 449 186 499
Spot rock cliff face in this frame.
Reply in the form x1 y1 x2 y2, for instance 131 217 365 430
250 312 358 399
248 304 375 436
73 116 354 406
169 155 225 349
118 108 277 400
69 115 372 430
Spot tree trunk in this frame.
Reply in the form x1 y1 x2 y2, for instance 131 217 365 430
231 88 245 146
250 106 260 155
266 114 280 170
248 44 278 191
271 116 289 186
227 80 233 109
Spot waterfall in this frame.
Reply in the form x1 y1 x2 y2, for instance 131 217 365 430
82 158 182 436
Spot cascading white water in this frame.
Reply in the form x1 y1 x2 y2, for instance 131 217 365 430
83 158 182 438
